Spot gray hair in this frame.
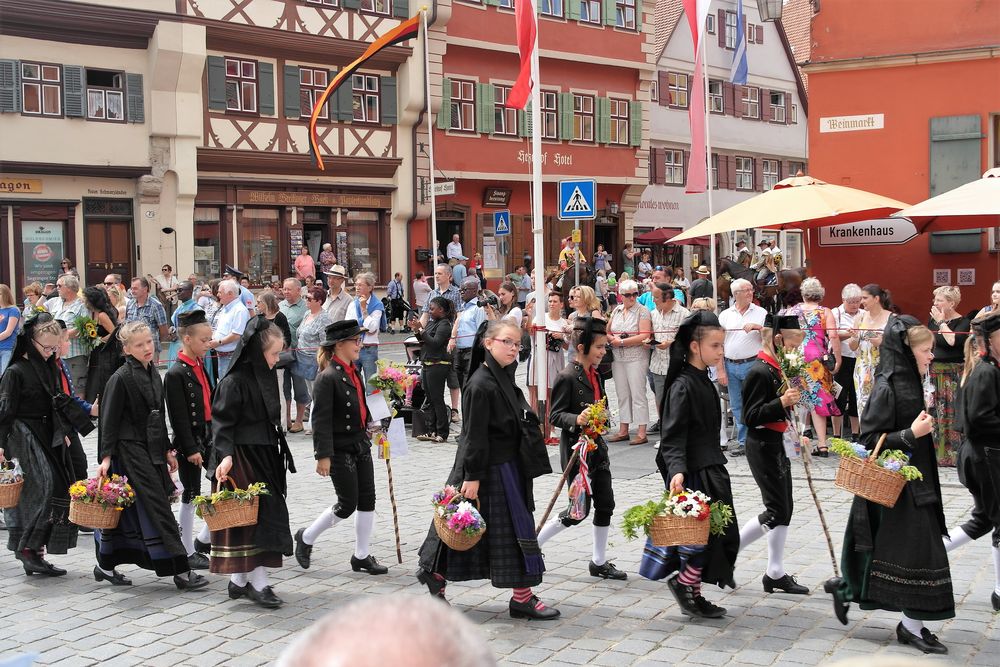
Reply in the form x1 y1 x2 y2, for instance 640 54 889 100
283 277 301 289
435 263 454 276
461 277 481 291
276 595 496 667
841 283 862 301
218 279 239 297
618 279 639 294
59 274 80 291
730 278 752 293
354 272 376 288
801 277 825 302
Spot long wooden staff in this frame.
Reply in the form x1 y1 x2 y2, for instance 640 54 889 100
787 408 841 578
384 458 403 564
535 448 579 535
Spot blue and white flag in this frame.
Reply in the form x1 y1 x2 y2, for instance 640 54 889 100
730 0 748 84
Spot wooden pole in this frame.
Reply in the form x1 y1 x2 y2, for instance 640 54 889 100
385 460 403 564
535 448 579 535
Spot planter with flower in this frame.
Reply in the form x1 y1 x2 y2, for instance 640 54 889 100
0 459 25 509
192 481 269 531
622 490 734 548
68 474 136 529
72 315 105 355
829 436 922 508
432 485 486 551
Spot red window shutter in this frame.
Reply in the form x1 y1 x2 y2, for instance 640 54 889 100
718 10 726 48
756 25 764 44
781 160 791 181
734 86 744 118
657 70 670 107
727 156 737 189
754 158 764 192
657 148 667 184
722 82 734 116
761 88 772 122
682 150 690 184
784 92 793 124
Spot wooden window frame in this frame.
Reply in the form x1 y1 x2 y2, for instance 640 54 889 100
650 79 658 103
706 13 715 34
708 79 724 114
224 57 259 114
540 0 563 17
667 72 688 109
360 0 392 15
665 149 684 185
352 73 380 124
790 104 798 124
724 10 737 49
741 86 759 119
85 68 126 124
493 85 518 136
449 79 476 133
747 22 757 43
736 156 754 190
769 91 786 123
499 0 515 8
300 67 330 120
540 90 558 140
20 61 62 117
580 0 601 24
762 159 780 190
609 98 629 145
615 0 637 30
572 93 595 143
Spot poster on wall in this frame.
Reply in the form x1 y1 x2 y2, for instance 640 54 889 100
289 228 304 266
21 221 64 286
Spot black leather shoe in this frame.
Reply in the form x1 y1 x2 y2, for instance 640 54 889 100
187 552 210 570
589 560 628 580
247 585 283 609
294 528 312 569
93 565 131 586
648 421 660 433
173 571 209 591
416 568 447 599
18 551 66 577
193 538 210 555
666 573 702 617
823 577 849 625
693 595 727 618
509 595 561 620
896 622 948 654
351 554 388 575
763 573 809 595
992 591 1000 612
228 581 248 600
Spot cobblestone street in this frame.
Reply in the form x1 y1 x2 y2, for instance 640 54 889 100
2 340 998 666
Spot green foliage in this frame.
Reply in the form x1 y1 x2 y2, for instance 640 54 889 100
620 495 668 541
193 482 269 518
709 501 734 537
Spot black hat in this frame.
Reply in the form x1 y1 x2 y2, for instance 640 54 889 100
980 314 1000 336
55 318 68 330
765 313 801 330
572 316 607 336
223 265 244 279
320 320 365 346
757 239 770 247
177 309 208 328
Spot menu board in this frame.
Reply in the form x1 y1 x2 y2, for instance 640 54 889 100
289 228 304 265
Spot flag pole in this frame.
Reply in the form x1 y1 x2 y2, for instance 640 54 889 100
529 1 546 410
703 33 717 307
422 8 440 289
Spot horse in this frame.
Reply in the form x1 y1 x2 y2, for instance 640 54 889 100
775 267 806 312
715 257 804 314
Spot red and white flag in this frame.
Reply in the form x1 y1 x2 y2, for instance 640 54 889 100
506 0 537 110
682 0 712 193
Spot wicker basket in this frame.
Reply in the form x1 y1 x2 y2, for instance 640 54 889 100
69 499 122 530
200 479 260 532
834 433 907 508
649 513 710 547
433 497 485 552
0 480 23 509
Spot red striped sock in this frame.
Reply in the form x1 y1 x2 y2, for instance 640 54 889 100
513 587 545 609
678 564 703 596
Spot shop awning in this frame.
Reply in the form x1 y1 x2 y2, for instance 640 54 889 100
635 227 710 246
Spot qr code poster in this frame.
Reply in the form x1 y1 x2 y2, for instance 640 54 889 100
933 269 951 286
957 268 975 286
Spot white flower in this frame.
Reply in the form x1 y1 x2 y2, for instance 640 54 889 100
456 501 473 514
436 507 446 517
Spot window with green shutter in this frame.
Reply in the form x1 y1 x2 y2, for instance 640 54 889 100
283 65 300 119
0 59 21 113
518 103 532 138
380 76 397 125
475 82 495 134
392 0 409 18
63 65 84 118
601 0 616 26
558 92 574 140
125 73 144 123
596 96 611 144
629 100 642 146
206 56 227 111
258 62 275 115
335 82 354 122
566 0 581 21
437 76 452 130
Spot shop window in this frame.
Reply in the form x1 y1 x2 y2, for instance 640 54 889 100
449 79 476 132
708 80 723 113
86 69 125 122
352 74 380 123
615 0 636 29
540 0 562 16
21 220 66 286
494 85 518 136
572 93 594 142
194 207 222 279
667 73 688 109
239 208 279 283
736 156 754 190
762 159 780 190
300 67 330 119
580 0 601 24
21 62 61 116
741 86 759 119
342 211 381 280
610 98 629 145
540 90 558 140
225 58 258 113
360 0 391 14
665 150 684 185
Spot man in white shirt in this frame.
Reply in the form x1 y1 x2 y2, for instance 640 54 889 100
647 281 690 433
46 274 90 396
717 278 767 455
322 264 352 322
208 280 250 378
222 265 256 312
446 234 463 262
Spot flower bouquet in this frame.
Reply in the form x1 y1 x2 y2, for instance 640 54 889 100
0 459 25 509
776 347 809 407
432 485 486 551
565 398 612 521
72 315 104 355
369 360 415 405
68 474 136 529
582 397 612 440
622 490 734 548
192 480 268 531
830 436 922 508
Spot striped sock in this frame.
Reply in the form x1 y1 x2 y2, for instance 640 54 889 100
432 572 446 597
512 587 545 609
678 564 703 596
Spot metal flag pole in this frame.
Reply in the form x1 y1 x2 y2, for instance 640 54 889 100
529 0 547 411
422 8 440 289
702 28 718 306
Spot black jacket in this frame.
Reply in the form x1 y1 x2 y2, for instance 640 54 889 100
164 356 213 459
211 363 279 459
549 361 608 470
741 356 788 444
417 316 453 363
99 356 170 462
959 357 1000 451
311 359 371 459
658 364 726 480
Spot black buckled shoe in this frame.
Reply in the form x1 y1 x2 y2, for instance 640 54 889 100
351 554 388 575
93 565 132 586
193 538 211 555
187 552 210 570
589 560 628 580
294 528 312 569
763 573 809 595
992 591 1000 612
173 570 209 591
228 581 249 600
896 622 948 654
19 551 66 577
693 595 727 618
509 595 560 620
416 568 447 600
247 585 283 609
823 577 849 625
666 573 702 618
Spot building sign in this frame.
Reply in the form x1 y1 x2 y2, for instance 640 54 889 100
236 191 391 208
433 181 456 196
819 113 885 134
483 187 512 208
21 221 64 285
1 178 42 194
818 218 917 247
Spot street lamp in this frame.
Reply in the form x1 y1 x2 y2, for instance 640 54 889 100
756 0 782 21
607 200 619 215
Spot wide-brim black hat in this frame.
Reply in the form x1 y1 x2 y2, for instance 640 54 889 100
223 265 245 279
321 320 364 346
765 313 801 330
979 314 1000 336
177 309 208 328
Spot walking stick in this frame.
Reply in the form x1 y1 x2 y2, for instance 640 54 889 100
787 412 841 579
535 448 579 535
384 459 403 564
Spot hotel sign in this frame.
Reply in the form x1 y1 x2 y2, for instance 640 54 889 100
819 113 885 133
237 190 391 208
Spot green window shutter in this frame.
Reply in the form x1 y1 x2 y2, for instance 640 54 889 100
392 0 409 18
336 82 354 122
559 92 574 140
437 77 452 130
635 0 642 30
283 65 300 118
63 65 84 117
518 103 533 138
629 100 642 146
566 0 580 21
929 114 982 197
344 0 362 9
602 0 616 27
476 83 495 134
0 59 21 113
207 56 227 111
596 97 611 143
258 62 275 115
125 73 144 123
380 76 397 124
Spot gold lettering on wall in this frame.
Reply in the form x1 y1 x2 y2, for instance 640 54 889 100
236 191 391 208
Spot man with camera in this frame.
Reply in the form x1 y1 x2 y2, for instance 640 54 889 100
448 278 501 390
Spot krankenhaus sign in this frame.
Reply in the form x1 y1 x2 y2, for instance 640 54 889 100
818 218 917 247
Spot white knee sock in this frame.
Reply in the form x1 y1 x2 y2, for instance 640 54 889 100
230 572 248 587
993 546 1000 595
97 565 115 576
765 525 788 579
739 517 768 552
900 613 924 635
197 524 211 545
592 525 610 566
179 502 196 556
302 508 341 545
536 519 568 547
943 526 972 552
354 511 376 559
249 566 269 592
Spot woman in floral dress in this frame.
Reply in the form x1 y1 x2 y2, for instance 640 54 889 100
849 284 893 419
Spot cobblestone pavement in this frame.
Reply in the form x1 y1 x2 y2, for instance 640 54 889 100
2 337 998 665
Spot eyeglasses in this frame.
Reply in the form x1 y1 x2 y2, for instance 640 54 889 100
103 282 115 286
162 268 170 272
621 292 638 298
491 337 523 351
33 340 59 355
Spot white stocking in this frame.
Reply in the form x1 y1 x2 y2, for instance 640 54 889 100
197 524 211 545
900 613 924 635
354 511 375 559
249 566 269 592
993 546 1000 595
302 508 341 545
179 503 196 556
739 516 768 552
230 572 248 587
592 525 610 567
766 525 788 580
943 526 972 552
536 518 568 547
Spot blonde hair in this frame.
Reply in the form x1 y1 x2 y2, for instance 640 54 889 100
31 319 62 341
960 334 980 387
106 286 123 307
23 282 42 298
0 284 14 308
933 285 961 307
571 285 601 313
690 297 715 312
118 320 151 346
906 325 934 349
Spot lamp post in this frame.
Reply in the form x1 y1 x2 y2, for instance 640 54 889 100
756 0 783 21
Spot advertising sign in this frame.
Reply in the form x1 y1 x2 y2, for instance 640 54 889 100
21 221 64 286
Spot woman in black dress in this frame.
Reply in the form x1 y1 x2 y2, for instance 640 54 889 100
83 286 124 405
0 313 78 576
408 296 456 443
95 321 208 591
212 316 295 609
416 319 557 619
830 316 953 654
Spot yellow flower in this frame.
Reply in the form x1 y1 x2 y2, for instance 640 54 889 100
807 362 825 381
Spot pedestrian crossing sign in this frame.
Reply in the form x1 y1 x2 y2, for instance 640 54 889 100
494 210 511 236
558 179 596 220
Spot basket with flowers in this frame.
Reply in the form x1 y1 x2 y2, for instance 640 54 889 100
622 490 734 548
432 485 486 551
68 474 136 529
72 315 105 355
0 459 25 509
192 480 269 532
830 435 922 508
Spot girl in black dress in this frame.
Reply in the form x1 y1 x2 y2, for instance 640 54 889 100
83 286 123 405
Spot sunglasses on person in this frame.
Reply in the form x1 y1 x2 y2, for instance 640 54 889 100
621 292 638 298
103 281 115 286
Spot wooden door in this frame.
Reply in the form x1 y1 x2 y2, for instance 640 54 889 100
86 219 133 287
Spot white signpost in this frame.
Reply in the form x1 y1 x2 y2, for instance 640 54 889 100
433 181 456 197
818 218 917 247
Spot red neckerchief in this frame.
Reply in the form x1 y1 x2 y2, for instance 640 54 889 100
57 361 71 395
583 365 601 403
333 356 368 427
756 351 788 433
178 352 212 420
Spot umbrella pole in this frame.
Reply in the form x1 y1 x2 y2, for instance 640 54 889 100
385 459 403 564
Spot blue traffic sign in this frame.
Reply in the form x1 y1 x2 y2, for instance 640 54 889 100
558 179 596 221
494 210 511 236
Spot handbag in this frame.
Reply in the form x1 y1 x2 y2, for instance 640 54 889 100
820 308 837 372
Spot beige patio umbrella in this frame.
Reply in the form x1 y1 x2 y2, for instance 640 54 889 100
892 168 1000 233
671 175 911 241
